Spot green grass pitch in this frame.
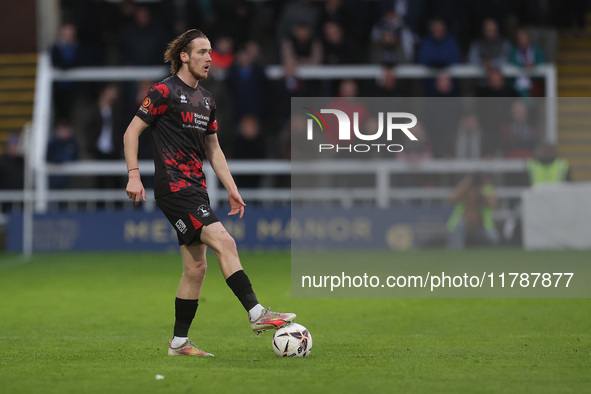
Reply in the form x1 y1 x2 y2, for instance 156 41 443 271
0 250 590 393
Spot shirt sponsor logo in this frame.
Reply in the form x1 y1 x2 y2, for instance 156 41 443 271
181 111 210 131
139 97 151 114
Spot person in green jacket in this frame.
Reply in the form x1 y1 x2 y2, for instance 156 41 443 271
509 27 545 97
447 173 500 249
527 142 572 186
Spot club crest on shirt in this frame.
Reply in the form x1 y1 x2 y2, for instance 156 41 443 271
197 205 211 218
203 97 211 110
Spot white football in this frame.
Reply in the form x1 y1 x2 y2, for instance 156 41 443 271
272 323 312 357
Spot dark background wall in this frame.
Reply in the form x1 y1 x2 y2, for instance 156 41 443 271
0 0 37 53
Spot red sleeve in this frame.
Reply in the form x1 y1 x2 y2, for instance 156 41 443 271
206 100 218 135
136 82 169 125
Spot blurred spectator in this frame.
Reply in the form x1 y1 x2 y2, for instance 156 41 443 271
244 41 264 65
232 115 266 188
267 58 315 127
320 0 361 58
370 7 415 65
280 59 305 96
0 134 24 190
455 114 482 159
510 28 546 66
281 23 323 67
226 48 268 121
468 18 511 70
211 36 235 75
118 6 169 65
86 84 124 188
372 66 408 97
499 99 539 158
280 114 313 160
526 142 572 186
476 69 518 157
427 70 457 97
447 173 500 249
50 23 88 69
325 80 367 145
276 0 320 42
396 121 433 188
509 27 546 97
50 22 88 119
417 18 461 68
476 68 518 97
424 72 459 158
381 0 426 35
398 121 432 162
461 0 511 51
321 21 353 65
511 0 558 62
87 84 123 160
47 120 79 189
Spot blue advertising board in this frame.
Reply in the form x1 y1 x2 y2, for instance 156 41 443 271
5 206 451 252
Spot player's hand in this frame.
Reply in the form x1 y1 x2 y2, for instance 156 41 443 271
228 190 246 219
126 177 146 206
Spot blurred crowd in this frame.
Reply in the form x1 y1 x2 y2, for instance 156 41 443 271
2 0 584 192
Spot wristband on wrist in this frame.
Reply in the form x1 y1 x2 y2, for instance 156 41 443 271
127 168 139 173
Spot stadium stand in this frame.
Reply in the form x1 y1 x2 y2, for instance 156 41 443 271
556 26 591 180
2 0 589 255
0 54 36 154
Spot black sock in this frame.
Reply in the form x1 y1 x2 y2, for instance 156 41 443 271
225 270 259 311
173 298 199 338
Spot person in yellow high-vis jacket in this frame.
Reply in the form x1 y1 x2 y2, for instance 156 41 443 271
527 142 572 186
447 173 500 249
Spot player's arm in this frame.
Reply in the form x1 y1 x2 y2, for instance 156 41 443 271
204 133 246 219
123 116 149 205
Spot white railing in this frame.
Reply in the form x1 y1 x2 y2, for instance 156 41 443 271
14 157 527 210
31 53 556 210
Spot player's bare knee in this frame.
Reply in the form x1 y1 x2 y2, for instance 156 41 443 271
221 235 238 257
184 266 206 283
184 259 207 278
210 232 237 255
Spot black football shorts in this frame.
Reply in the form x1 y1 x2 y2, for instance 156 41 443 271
156 190 220 245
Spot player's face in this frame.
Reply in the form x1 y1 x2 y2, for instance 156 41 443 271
184 38 212 80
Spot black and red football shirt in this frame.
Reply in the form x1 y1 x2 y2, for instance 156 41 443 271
136 74 218 197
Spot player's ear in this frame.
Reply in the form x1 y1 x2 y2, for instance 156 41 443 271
180 51 189 63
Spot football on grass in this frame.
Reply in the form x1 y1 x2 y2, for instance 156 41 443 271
272 323 312 357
